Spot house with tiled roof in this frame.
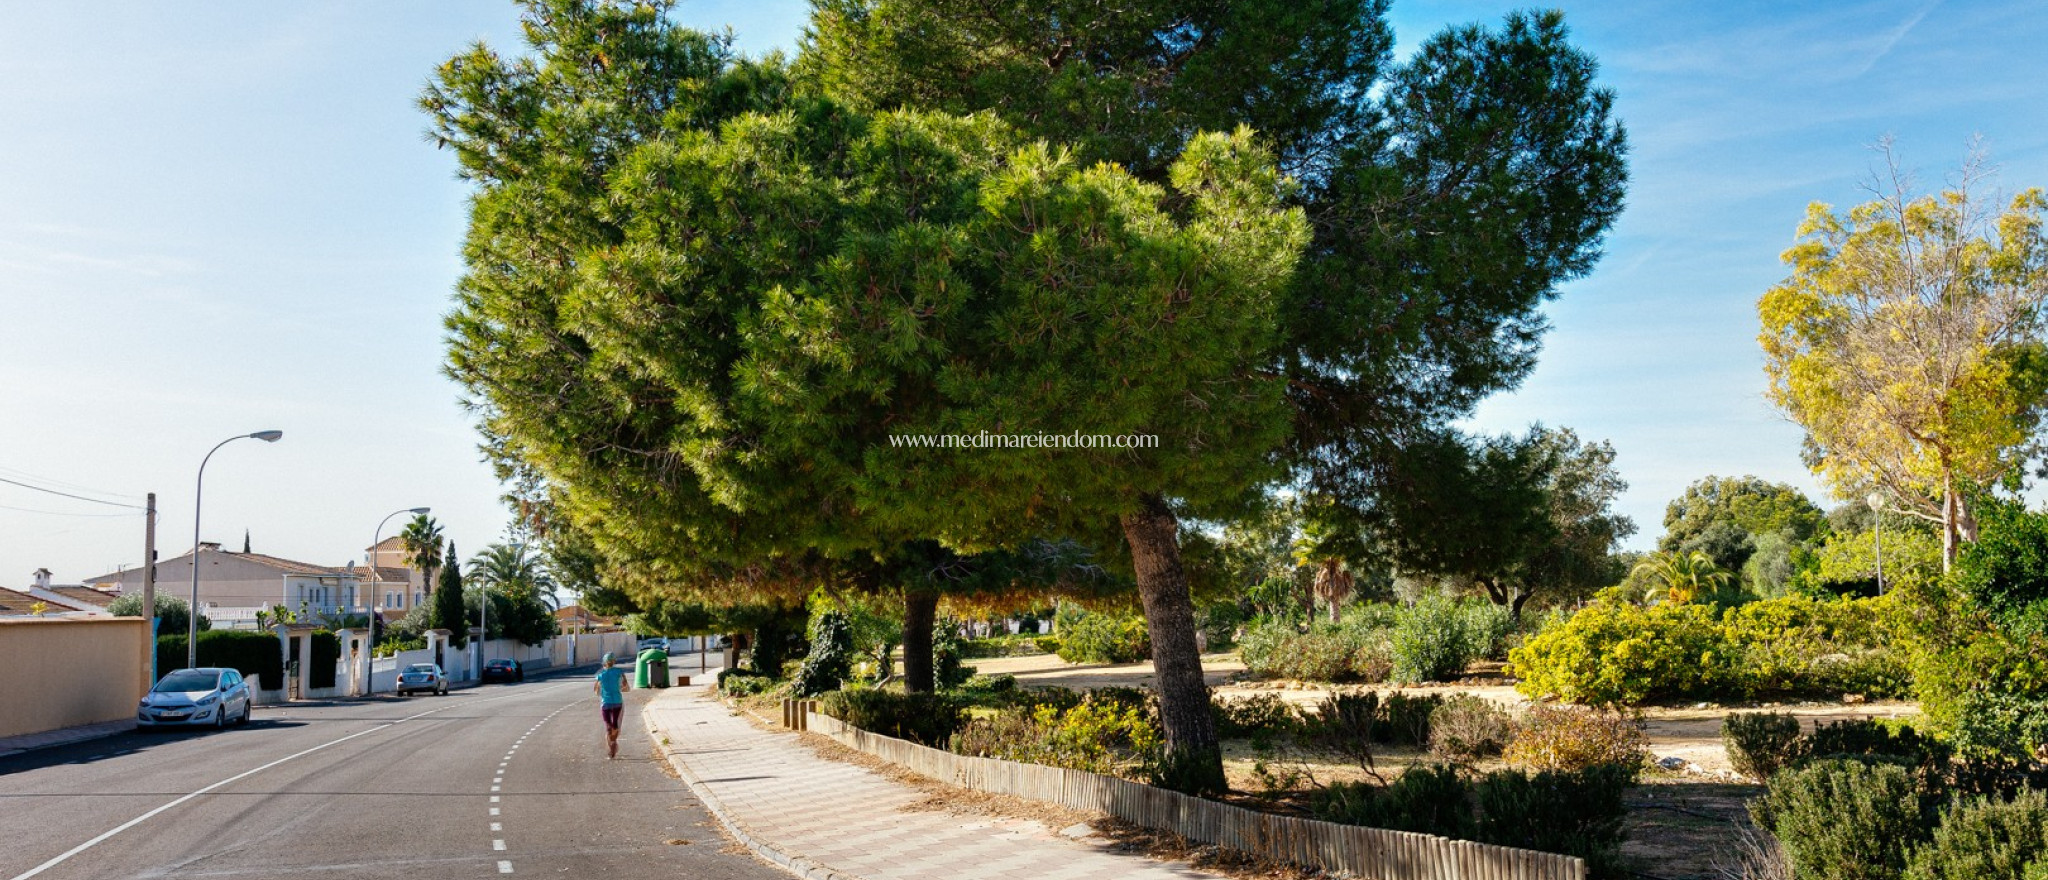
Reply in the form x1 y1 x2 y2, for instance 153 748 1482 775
0 587 53 617
22 568 118 614
84 544 381 628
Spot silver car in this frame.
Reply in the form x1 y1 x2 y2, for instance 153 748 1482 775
396 663 448 696
138 667 252 729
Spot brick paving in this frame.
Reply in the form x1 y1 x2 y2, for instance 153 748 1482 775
643 684 1220 880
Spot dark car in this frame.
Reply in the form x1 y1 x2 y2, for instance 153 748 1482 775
481 658 524 683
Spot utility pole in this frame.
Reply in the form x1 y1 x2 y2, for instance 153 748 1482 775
142 492 158 693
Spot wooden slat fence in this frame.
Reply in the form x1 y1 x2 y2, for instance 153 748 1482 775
804 710 1585 880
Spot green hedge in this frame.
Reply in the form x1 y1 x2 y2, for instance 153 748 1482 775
310 631 339 689
157 630 284 688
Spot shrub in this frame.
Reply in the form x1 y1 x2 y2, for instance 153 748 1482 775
717 670 773 697
1460 601 1517 662
1237 613 1396 683
932 620 974 689
1377 693 1442 747
1304 689 1383 773
958 633 1048 658
1751 758 1933 880
820 689 964 747
1724 595 1912 698
1213 692 1300 741
1428 695 1513 763
1052 607 1151 665
1796 718 1952 776
1905 789 2048 880
791 610 854 697
951 692 1160 776
1725 712 1804 780
1032 636 1061 655
1391 595 1476 684
1475 764 1633 878
1509 597 1734 705
1503 705 1646 775
1198 602 1244 651
960 673 1017 694
1950 692 2048 760
1310 764 1475 838
156 630 284 688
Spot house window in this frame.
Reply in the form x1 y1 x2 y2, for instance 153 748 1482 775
384 590 401 608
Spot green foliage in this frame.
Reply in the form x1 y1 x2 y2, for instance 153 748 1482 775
1196 602 1245 651
952 693 1162 778
1904 789 2048 880
109 594 210 636
1797 718 1952 773
1377 693 1443 748
1237 616 1393 682
957 633 1049 659
1213 693 1302 742
959 673 1016 694
1304 690 1388 775
1512 593 1910 705
1797 528 1944 599
1955 494 2048 637
1311 764 1475 838
1759 170 2048 567
931 620 972 690
1390 595 1476 683
821 690 964 747
1503 705 1646 775
1723 712 1804 780
1751 759 1933 880
156 631 283 688
717 670 774 697
1382 427 1635 617
792 610 854 697
1474 764 1634 878
1428 695 1513 763
1951 692 2048 760
1509 596 1734 705
1051 606 1151 665
1032 636 1060 655
433 539 467 647
1662 475 1830 551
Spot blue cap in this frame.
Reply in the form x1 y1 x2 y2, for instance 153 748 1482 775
601 652 616 666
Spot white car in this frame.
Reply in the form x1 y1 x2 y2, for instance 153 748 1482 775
138 667 252 729
395 663 448 696
637 637 668 654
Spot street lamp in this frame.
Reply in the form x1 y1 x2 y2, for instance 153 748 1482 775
361 506 431 697
1868 491 1886 595
190 430 283 669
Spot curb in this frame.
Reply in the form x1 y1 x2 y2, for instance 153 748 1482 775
643 689 867 880
0 721 134 759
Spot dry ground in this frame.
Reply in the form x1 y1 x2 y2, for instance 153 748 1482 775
972 650 1920 878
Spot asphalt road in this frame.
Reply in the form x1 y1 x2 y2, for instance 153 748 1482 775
0 669 785 880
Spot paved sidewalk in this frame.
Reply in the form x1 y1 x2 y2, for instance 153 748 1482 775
0 719 135 759
643 684 1218 880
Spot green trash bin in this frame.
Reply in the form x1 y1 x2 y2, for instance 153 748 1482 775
648 650 670 688
634 649 654 688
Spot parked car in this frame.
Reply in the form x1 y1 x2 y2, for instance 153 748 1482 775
481 658 525 683
137 667 251 729
637 637 668 654
395 663 448 696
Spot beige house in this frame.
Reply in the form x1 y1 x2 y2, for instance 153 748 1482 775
84 544 411 628
364 536 432 608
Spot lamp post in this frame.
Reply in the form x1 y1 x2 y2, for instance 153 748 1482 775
190 430 283 669
1868 491 1886 595
361 507 431 697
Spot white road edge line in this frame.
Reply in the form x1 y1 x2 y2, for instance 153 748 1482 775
498 860 514 874
8 683 571 880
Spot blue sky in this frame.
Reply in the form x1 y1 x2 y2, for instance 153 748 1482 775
2 0 2044 584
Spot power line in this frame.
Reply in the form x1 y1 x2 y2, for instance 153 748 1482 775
0 475 148 510
0 502 143 518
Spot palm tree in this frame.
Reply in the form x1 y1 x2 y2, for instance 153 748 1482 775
467 542 556 608
398 514 446 599
1632 550 1732 605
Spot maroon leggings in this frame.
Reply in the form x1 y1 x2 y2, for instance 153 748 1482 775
601 704 623 731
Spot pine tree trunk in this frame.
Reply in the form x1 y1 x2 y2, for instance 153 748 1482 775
902 591 937 694
1120 493 1224 795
